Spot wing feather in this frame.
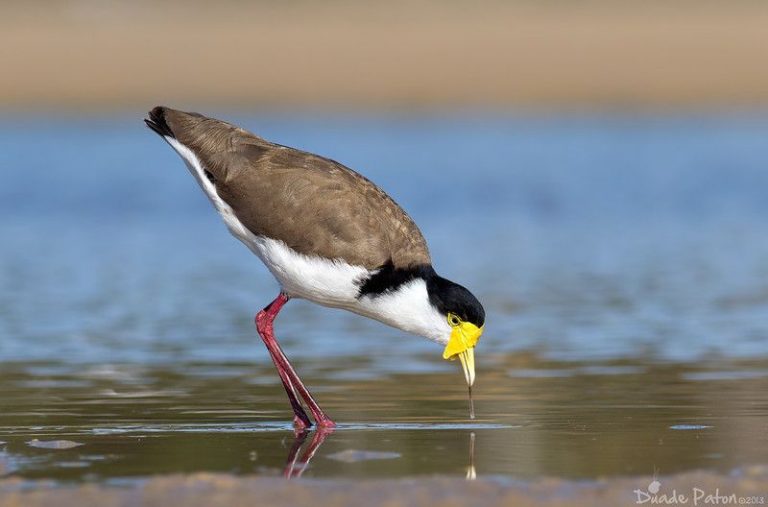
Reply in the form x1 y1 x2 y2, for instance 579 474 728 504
157 107 431 270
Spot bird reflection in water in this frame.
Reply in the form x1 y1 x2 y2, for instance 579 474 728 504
466 432 476 480
283 428 334 478
281 429 478 479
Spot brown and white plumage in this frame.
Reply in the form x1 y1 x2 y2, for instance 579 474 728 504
149 107 430 269
145 107 485 428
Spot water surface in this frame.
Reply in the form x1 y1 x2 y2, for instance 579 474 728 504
1 113 768 482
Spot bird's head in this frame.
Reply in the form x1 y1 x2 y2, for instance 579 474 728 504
358 265 485 388
427 275 485 387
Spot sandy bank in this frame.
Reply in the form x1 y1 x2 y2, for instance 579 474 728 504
2 466 767 507
2 1 768 111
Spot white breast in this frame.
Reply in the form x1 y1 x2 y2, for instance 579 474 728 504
251 237 450 343
164 136 450 345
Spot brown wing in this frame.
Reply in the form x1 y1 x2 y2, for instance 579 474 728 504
156 107 431 270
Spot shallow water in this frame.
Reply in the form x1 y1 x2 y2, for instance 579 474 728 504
1 356 768 481
1 113 768 482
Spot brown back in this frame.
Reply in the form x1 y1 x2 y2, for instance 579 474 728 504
160 108 431 270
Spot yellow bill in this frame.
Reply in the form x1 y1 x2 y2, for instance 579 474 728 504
443 319 483 419
443 320 483 387
457 348 475 387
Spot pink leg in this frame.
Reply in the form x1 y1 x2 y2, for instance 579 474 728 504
255 293 336 429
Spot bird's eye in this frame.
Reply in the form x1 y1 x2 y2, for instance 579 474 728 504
448 314 461 327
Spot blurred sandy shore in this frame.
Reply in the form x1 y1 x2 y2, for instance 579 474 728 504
2 467 768 507
2 1 768 111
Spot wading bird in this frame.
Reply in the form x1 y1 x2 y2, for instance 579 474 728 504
145 107 485 429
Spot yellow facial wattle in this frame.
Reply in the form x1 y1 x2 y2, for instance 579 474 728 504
443 320 483 360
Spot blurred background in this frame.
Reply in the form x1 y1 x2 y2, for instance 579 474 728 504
3 0 768 111
1 0 768 485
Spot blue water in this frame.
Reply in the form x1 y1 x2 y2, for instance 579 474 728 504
2 113 768 365
2 113 768 481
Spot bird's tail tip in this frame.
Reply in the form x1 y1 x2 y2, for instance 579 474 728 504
144 106 175 139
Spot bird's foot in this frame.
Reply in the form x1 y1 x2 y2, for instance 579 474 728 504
292 415 336 432
293 415 313 432
315 418 337 429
